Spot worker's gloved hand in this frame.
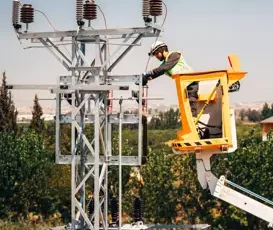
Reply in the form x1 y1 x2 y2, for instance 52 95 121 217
142 71 153 86
142 71 153 78
135 71 153 86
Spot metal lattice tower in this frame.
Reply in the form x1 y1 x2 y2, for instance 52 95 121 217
12 3 163 230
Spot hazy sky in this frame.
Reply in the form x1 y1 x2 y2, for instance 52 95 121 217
1 0 273 108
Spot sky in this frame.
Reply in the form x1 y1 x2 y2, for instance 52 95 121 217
1 0 273 108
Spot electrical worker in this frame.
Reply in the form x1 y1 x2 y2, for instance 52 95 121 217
142 41 199 117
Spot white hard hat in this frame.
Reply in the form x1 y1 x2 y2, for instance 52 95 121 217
148 41 167 56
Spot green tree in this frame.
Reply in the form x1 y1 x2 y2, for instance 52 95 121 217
0 132 47 218
149 116 161 129
270 103 273 119
0 130 71 221
165 108 180 129
141 151 177 224
239 109 246 121
29 94 45 133
0 72 18 132
261 103 272 120
149 108 180 129
246 109 261 122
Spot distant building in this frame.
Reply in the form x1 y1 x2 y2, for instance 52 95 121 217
260 116 273 141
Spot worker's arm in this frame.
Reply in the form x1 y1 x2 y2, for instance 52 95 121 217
151 52 180 79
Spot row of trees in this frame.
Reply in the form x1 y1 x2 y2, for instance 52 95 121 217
238 103 273 122
148 104 272 128
149 102 273 127
0 72 44 133
149 108 181 129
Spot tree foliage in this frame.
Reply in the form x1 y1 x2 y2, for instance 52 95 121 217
0 130 71 222
122 125 273 229
0 72 18 132
239 102 273 122
0 132 49 218
1 94 273 229
260 102 273 121
149 108 180 129
29 94 45 133
246 108 261 122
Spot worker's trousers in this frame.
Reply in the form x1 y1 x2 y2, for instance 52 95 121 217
186 83 199 117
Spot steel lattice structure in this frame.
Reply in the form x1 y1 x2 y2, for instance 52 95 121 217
14 23 164 230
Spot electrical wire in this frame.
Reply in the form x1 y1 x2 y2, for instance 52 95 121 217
97 4 111 68
19 1 72 59
226 179 273 206
97 3 113 111
96 5 107 31
34 9 57 31
161 1 168 27
18 1 57 32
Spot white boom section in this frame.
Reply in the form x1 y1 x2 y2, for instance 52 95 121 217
213 176 273 227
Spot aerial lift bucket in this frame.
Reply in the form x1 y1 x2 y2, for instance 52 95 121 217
168 54 247 154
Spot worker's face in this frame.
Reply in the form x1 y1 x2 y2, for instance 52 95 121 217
153 50 164 61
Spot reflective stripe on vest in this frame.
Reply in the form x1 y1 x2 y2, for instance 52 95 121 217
164 51 193 77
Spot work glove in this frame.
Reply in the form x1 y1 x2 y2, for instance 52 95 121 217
142 71 153 78
142 71 153 86
135 71 153 86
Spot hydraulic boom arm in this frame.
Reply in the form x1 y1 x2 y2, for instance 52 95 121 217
197 151 273 228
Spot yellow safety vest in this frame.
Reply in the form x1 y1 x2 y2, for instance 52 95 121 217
163 51 193 77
